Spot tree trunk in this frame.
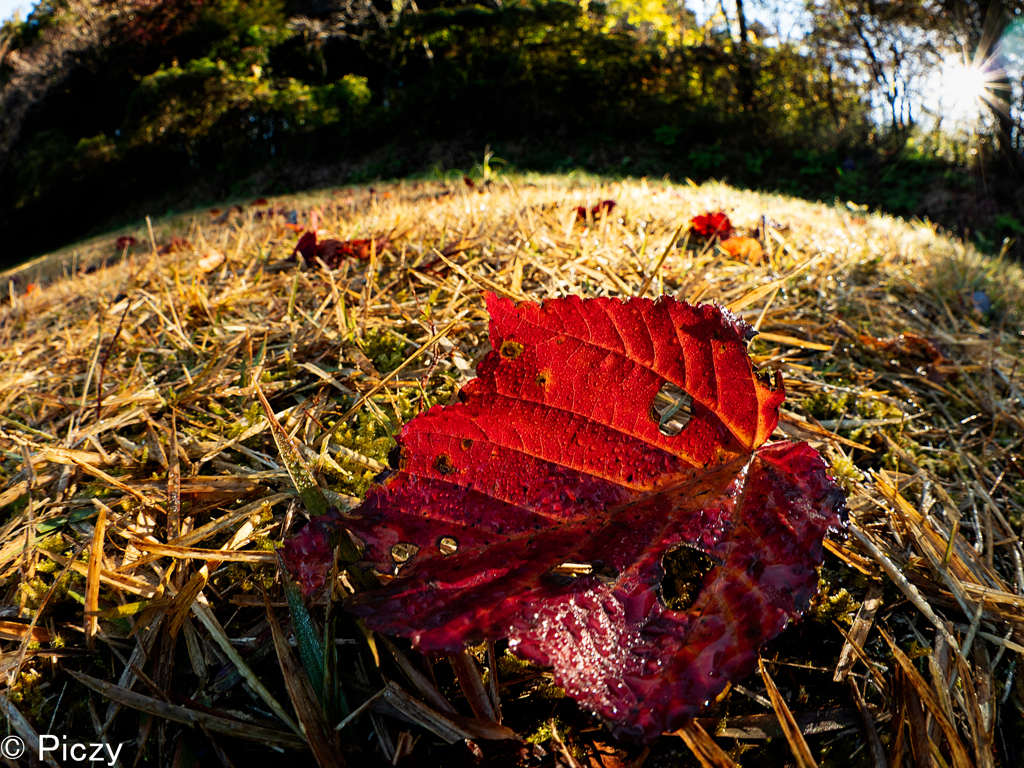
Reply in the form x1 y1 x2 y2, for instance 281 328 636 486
734 0 755 111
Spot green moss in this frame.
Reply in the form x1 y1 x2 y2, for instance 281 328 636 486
526 721 554 744
209 401 230 418
225 402 264 439
8 668 48 721
854 396 902 421
828 454 864 492
807 568 864 627
802 390 850 421
497 649 566 701
327 379 457 497
360 328 409 374
332 411 396 497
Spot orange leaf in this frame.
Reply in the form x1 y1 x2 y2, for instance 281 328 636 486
720 237 763 262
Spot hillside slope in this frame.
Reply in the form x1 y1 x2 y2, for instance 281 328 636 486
1 176 1022 766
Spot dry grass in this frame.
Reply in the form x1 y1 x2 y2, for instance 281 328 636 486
1 174 1023 767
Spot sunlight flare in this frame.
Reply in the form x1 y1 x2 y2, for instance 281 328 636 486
937 53 1001 127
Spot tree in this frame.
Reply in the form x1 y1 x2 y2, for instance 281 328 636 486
937 0 1023 173
806 0 949 143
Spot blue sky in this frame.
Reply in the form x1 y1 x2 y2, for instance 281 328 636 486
1 0 32 24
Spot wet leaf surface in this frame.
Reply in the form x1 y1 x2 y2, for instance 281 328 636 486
284 292 846 743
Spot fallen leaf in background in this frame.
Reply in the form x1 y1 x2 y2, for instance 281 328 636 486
690 212 734 240
720 236 763 262
197 250 226 273
575 199 617 221
158 236 192 255
292 230 390 269
284 293 846 743
858 331 953 383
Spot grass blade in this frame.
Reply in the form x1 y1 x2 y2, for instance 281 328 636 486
264 591 346 768
254 377 327 517
68 670 308 750
675 719 738 768
759 658 819 768
279 553 326 707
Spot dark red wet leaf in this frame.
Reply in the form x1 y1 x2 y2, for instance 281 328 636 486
284 293 845 743
575 199 617 221
690 212 734 240
158 236 192 255
291 230 389 268
292 231 318 261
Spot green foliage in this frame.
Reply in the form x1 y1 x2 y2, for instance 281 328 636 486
687 145 726 174
1 0 1021 264
127 58 368 154
654 125 682 146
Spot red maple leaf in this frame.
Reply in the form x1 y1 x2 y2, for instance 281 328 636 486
690 211 734 240
283 293 845 743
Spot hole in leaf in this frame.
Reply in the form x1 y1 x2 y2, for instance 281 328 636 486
651 382 693 436
439 536 458 556
661 546 719 611
460 438 473 451
500 340 524 359
755 366 781 391
434 454 456 475
387 445 407 470
535 372 549 387
391 542 419 563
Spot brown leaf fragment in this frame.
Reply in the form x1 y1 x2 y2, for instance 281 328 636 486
834 581 884 683
379 636 459 716
720 237 764 263
449 650 497 723
374 682 518 743
833 622 888 696
198 250 226 274
0 621 52 643
695 707 877 740
955 652 995 768
85 501 108 648
900 665 934 768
